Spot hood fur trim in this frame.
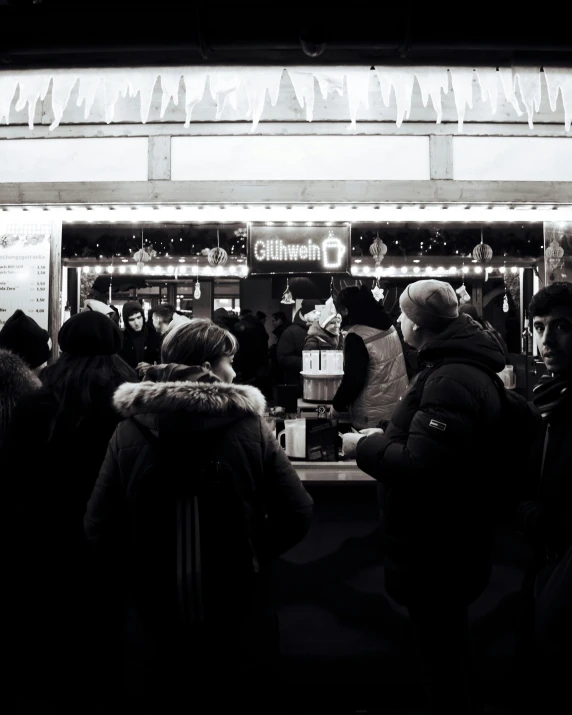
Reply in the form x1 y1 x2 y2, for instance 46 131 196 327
113 379 266 420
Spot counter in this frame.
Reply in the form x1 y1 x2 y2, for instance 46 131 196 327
292 460 372 482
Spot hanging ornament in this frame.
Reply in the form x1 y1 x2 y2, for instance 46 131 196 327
369 233 388 267
502 262 509 313
372 278 384 302
133 230 157 270
208 230 228 266
544 237 565 280
194 260 201 300
280 278 295 305
472 227 493 264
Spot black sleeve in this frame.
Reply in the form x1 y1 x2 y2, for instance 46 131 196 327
332 333 369 411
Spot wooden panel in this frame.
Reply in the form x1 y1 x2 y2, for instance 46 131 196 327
171 136 430 181
0 121 569 140
429 135 453 180
453 137 572 181
1 179 572 205
148 135 171 180
0 138 149 183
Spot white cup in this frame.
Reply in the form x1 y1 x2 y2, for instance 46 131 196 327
277 418 306 458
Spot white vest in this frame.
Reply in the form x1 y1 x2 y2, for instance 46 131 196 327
347 324 409 430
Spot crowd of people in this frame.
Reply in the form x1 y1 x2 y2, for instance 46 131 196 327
0 279 570 715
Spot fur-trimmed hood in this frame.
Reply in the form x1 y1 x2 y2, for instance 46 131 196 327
113 363 266 433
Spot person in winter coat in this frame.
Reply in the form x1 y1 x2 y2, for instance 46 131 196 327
234 309 270 392
269 311 289 383
120 300 161 370
0 348 41 448
84 318 313 708
151 302 192 337
0 308 51 373
277 299 322 385
352 279 506 715
332 285 408 429
303 311 342 352
1 311 139 709
509 282 572 715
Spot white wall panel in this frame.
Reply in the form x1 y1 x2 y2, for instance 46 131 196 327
453 137 572 181
171 136 430 181
0 138 148 182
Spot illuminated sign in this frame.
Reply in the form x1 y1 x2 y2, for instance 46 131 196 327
247 223 351 275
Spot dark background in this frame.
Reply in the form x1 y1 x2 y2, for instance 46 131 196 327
1 1 571 70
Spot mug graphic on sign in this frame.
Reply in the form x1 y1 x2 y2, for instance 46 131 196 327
277 419 307 459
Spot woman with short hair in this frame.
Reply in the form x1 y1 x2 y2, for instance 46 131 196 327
85 318 313 707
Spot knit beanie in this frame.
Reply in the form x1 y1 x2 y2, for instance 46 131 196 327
0 309 51 369
300 299 323 316
399 279 459 331
59 311 123 356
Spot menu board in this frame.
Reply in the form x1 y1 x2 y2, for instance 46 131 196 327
248 223 351 275
0 223 51 332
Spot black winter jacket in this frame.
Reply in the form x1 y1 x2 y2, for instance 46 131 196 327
84 365 313 682
356 314 506 604
276 310 309 384
518 373 572 559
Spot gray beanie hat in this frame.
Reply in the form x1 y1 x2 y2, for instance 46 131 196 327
399 279 459 331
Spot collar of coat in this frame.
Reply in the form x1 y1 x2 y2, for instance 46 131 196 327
113 368 266 421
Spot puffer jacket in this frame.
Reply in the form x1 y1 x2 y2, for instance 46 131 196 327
332 288 408 428
346 324 408 429
84 364 313 694
356 314 506 604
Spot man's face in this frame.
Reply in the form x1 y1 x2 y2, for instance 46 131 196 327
532 306 572 376
398 312 419 349
271 317 283 329
128 312 144 332
152 314 168 335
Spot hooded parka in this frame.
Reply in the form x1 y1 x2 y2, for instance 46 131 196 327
85 365 313 700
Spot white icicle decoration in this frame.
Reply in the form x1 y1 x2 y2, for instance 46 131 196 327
514 66 542 128
414 67 449 123
49 73 78 131
449 68 475 132
159 71 183 118
0 73 20 125
499 67 524 117
544 67 572 132
14 72 51 129
287 68 316 121
0 65 570 133
242 67 283 131
475 67 500 116
344 67 372 129
76 72 102 121
182 69 209 127
376 67 416 127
